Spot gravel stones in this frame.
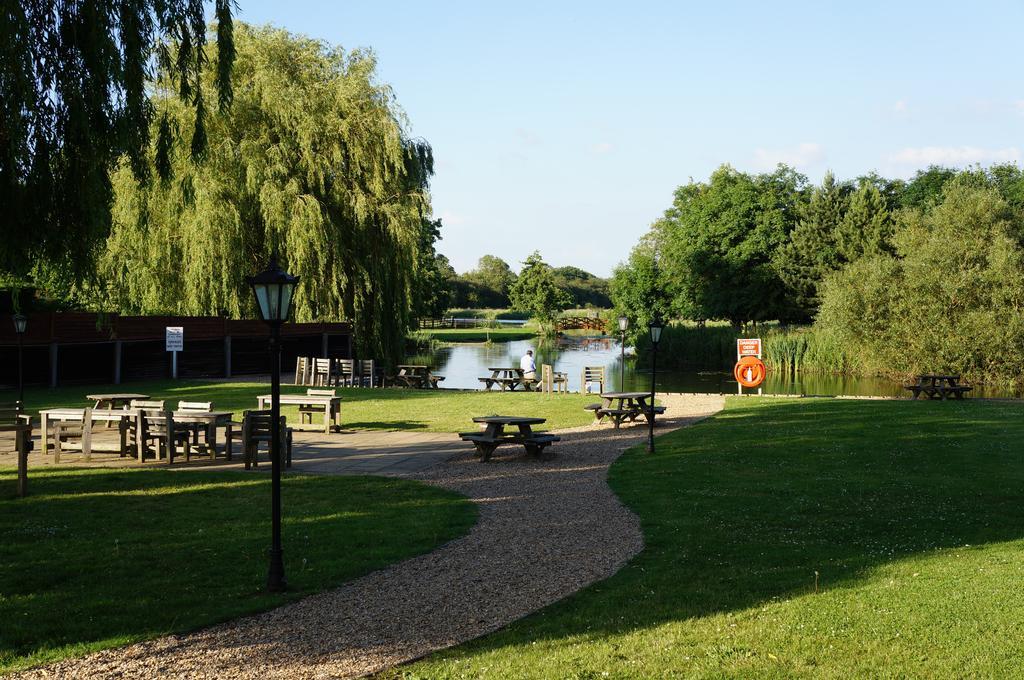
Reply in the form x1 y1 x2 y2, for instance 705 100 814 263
15 393 724 680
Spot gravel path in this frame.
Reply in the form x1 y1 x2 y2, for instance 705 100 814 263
17 393 724 680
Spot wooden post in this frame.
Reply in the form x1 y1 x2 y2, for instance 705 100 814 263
113 340 122 385
49 342 58 388
224 335 232 378
16 426 27 498
321 332 329 359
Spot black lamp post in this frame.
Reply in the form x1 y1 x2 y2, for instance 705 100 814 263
12 314 26 405
617 315 629 390
247 255 299 593
647 315 664 454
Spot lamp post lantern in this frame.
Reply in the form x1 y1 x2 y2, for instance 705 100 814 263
12 314 26 405
247 254 299 593
617 315 629 390
647 316 664 454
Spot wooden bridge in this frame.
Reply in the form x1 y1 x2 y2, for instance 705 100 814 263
557 316 607 331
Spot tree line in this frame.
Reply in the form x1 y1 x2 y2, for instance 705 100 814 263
415 252 612 316
613 163 1024 383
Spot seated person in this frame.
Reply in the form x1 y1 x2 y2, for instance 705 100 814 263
520 349 537 380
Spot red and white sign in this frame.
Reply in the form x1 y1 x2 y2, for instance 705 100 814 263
737 338 761 359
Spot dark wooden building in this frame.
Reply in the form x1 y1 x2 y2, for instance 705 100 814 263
0 313 352 388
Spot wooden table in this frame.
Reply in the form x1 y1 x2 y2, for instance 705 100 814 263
257 394 342 433
587 392 665 429
162 411 234 462
86 394 150 428
39 408 133 461
460 416 559 462
40 408 236 462
86 393 150 410
905 375 972 400
479 367 535 391
394 365 445 389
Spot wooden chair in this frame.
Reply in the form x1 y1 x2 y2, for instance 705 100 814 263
312 358 332 386
48 408 90 463
129 410 192 463
178 400 213 446
581 366 606 394
541 364 568 395
234 410 293 470
294 356 312 386
0 402 33 497
298 388 337 425
334 359 356 387
357 359 382 388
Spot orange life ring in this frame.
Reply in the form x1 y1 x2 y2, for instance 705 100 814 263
734 356 767 388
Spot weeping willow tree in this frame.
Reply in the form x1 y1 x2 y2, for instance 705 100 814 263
1 0 234 281
102 24 434 364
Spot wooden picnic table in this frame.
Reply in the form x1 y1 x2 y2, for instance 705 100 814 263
585 391 666 429
257 393 342 433
905 375 972 400
460 415 559 462
86 393 150 410
478 367 536 392
393 365 445 389
39 408 235 462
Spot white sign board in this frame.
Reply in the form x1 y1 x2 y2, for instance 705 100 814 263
165 326 184 352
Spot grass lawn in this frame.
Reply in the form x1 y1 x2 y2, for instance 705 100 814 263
1 380 596 433
388 397 1024 678
0 467 475 674
411 327 538 343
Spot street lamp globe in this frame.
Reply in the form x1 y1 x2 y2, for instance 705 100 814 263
617 315 628 332
12 314 27 334
247 255 299 324
649 316 664 346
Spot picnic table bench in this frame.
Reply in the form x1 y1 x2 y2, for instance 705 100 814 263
478 367 537 392
392 365 445 389
904 375 972 400
585 392 666 429
459 415 560 462
257 392 341 433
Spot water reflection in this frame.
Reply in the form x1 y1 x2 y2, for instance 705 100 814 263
407 335 1021 398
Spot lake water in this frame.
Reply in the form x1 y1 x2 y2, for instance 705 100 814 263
407 335 1022 398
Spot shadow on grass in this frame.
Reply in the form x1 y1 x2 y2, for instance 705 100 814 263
409 397 1024 659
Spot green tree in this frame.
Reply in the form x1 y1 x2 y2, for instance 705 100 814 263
818 179 1024 382
411 219 452 320
836 181 894 260
899 166 957 210
776 171 851 314
462 255 516 307
552 266 612 308
101 24 433 365
610 235 672 344
659 164 806 327
1 0 235 280
508 252 571 331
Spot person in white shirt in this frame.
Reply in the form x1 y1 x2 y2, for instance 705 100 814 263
520 349 537 379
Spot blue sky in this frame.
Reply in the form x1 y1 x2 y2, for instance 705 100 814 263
237 0 1024 277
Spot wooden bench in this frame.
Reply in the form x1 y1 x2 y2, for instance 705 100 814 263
460 415 559 462
459 432 560 462
905 375 972 400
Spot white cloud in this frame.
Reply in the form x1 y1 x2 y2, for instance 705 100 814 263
1015 100 1024 115
893 99 908 113
887 145 1021 166
752 142 825 170
592 142 614 154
